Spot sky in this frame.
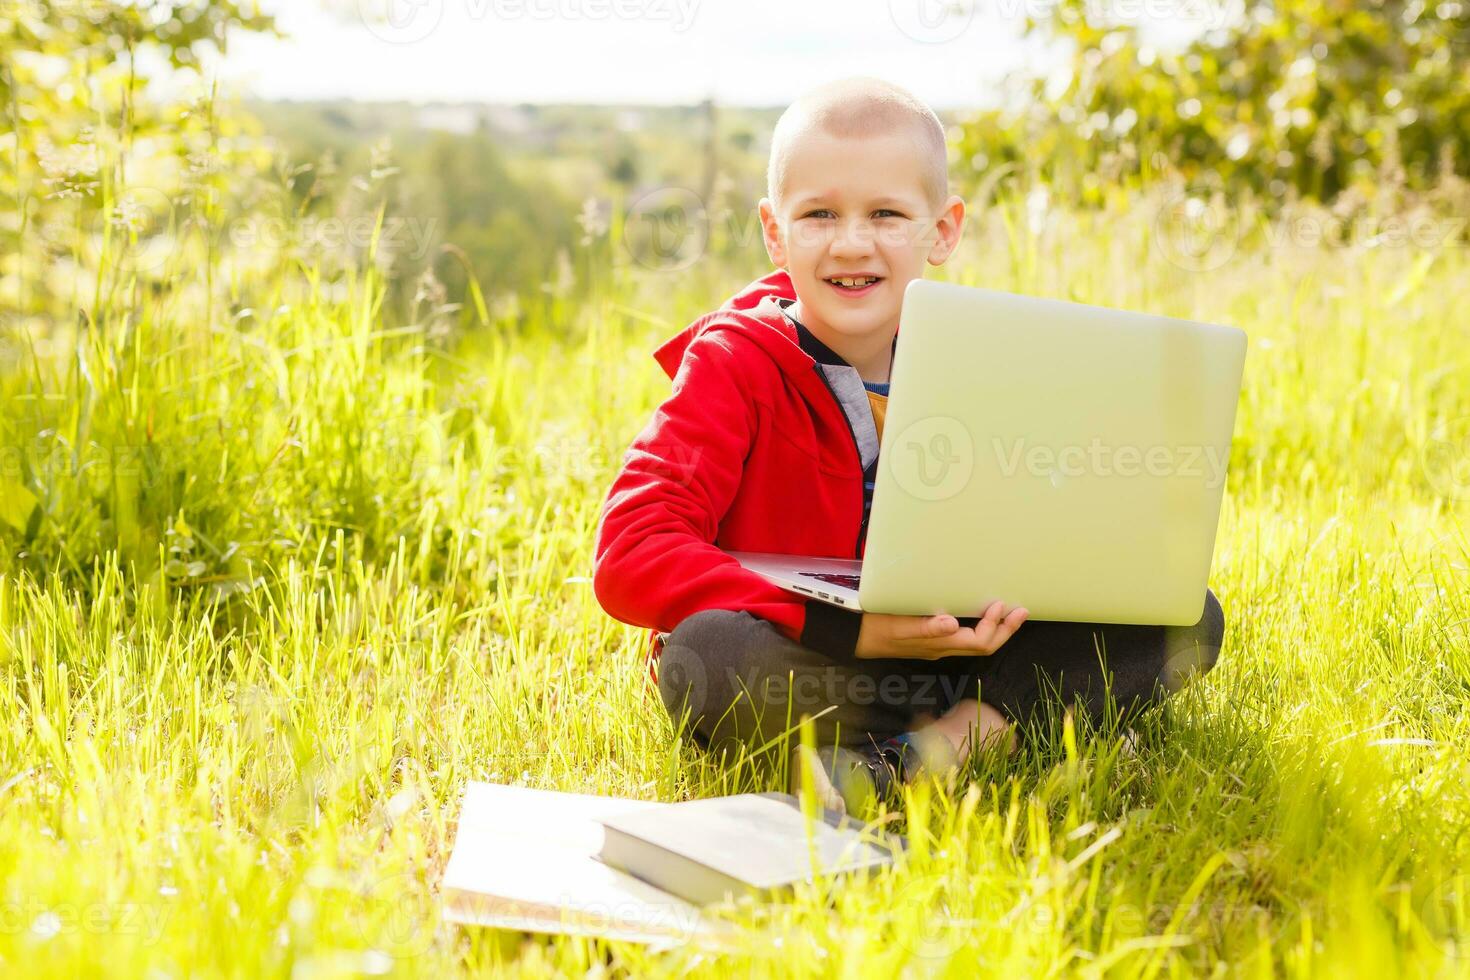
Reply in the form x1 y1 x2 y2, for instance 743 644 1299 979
196 0 1064 108
188 0 1217 109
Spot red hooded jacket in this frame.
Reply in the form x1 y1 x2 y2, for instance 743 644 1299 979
592 269 880 677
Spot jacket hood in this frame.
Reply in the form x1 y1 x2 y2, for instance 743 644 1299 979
652 269 813 381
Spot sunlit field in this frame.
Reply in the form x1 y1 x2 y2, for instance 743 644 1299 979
2 181 1469 977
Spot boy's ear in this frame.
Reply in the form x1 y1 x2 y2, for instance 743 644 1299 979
926 194 967 266
758 198 787 269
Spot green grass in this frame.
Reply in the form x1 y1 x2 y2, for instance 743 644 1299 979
1 189 1468 977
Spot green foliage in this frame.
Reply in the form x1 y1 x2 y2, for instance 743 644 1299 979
2 187 1470 973
1 1 279 319
404 129 580 306
2 3 1470 974
956 0 1470 208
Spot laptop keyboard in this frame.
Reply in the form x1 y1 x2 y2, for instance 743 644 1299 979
799 571 862 590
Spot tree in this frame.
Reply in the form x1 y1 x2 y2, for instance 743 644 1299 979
955 0 1470 207
1 1 278 316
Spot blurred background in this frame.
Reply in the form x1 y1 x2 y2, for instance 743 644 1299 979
4 0 1467 333
2 8 1470 975
1 0 1468 586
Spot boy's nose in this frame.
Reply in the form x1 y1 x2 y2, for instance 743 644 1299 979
831 219 876 254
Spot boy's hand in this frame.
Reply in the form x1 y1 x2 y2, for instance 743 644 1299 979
854 600 1028 660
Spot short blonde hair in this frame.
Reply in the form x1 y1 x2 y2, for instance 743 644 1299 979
766 77 949 211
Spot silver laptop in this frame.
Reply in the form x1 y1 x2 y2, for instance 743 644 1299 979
729 279 1247 626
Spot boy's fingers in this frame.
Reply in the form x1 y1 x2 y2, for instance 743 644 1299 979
969 600 1004 643
985 607 1029 651
924 614 958 637
889 614 953 646
899 605 1022 656
966 601 1023 654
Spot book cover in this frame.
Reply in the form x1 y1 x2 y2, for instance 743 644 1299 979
440 782 729 946
597 792 904 907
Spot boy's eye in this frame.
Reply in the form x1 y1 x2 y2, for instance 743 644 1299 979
801 208 905 219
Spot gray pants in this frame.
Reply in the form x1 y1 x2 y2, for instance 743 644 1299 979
656 591 1224 760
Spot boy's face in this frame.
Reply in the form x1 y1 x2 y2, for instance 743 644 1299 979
758 128 965 344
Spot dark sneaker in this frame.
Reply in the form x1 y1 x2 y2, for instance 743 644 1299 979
791 737 911 816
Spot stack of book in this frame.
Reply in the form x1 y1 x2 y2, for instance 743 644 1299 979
440 782 904 946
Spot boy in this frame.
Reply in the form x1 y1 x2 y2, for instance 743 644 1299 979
592 77 1224 813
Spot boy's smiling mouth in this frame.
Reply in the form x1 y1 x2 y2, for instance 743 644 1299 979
824 274 884 297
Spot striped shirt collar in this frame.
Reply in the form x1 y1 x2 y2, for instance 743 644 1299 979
776 297 897 373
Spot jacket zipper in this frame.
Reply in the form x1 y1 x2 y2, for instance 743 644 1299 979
809 366 868 560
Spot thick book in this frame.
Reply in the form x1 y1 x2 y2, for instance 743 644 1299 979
597 792 904 907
